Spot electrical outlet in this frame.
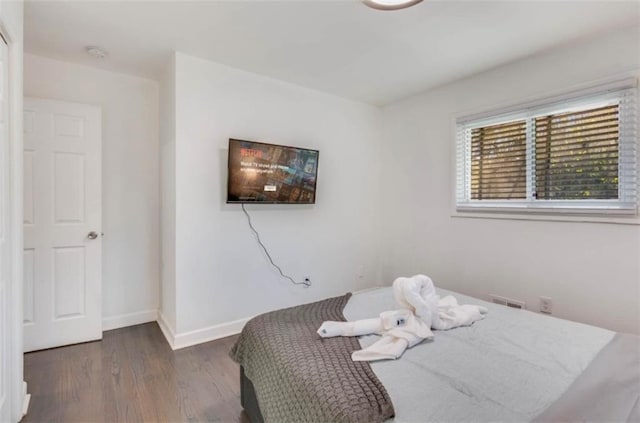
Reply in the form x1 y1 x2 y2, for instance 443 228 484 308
540 296 553 314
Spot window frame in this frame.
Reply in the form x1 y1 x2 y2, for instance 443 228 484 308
454 79 638 218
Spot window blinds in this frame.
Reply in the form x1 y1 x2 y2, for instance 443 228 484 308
470 120 526 200
456 83 638 214
534 105 619 200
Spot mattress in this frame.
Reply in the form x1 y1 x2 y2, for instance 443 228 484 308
237 286 639 422
343 287 617 422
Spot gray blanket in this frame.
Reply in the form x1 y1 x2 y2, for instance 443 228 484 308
230 293 395 423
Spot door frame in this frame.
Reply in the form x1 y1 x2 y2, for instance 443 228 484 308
0 11 26 423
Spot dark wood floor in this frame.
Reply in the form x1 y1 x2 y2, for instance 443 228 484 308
23 323 250 423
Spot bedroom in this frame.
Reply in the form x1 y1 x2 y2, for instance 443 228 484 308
0 0 638 422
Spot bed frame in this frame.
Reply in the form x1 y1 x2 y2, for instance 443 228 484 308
240 366 264 423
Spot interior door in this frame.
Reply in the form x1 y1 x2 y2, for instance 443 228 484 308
23 97 102 352
0 34 11 423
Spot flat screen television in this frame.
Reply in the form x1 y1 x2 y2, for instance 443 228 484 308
227 138 319 204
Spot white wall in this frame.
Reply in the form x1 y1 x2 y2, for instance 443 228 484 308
167 52 382 338
159 54 176 333
379 26 640 334
24 53 160 329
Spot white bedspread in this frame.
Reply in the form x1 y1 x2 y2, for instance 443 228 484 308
344 287 614 423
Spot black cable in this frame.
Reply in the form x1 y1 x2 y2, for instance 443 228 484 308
241 203 311 287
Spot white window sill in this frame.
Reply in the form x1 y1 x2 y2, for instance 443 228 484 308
453 205 640 225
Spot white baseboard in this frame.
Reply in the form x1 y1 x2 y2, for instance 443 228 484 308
21 381 30 418
156 310 176 349
156 311 251 350
173 317 251 350
102 309 158 331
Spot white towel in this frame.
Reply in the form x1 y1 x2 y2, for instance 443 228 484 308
392 274 439 327
394 275 487 331
351 336 409 361
352 312 433 361
318 274 488 362
380 310 412 330
317 318 383 338
317 310 412 338
433 295 488 330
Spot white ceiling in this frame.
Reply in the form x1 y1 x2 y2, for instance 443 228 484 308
24 0 640 106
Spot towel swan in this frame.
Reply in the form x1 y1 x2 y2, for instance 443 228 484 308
317 274 488 361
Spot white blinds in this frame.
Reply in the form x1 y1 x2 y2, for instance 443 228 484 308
456 83 638 214
534 104 619 200
470 120 527 200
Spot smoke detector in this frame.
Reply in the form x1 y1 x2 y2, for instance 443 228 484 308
85 46 108 59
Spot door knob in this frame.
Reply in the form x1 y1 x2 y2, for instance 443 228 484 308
87 231 99 240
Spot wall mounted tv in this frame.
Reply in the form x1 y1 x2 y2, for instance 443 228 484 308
227 138 319 204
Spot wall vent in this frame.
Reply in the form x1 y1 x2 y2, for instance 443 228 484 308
490 295 507 306
490 294 525 310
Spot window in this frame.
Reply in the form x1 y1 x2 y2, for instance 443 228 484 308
456 82 638 214
470 120 527 200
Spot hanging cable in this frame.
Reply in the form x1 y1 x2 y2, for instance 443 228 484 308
241 203 311 287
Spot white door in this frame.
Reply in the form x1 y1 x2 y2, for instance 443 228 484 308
23 97 102 352
0 34 11 423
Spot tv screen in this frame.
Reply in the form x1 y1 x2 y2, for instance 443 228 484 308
227 139 319 204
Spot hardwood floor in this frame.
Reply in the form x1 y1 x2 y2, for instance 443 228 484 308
23 323 250 423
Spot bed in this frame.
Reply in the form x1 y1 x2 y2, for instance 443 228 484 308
231 287 640 423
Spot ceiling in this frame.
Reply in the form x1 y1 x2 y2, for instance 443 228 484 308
24 0 640 106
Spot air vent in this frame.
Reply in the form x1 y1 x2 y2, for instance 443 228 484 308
490 295 507 306
506 301 525 309
490 294 525 310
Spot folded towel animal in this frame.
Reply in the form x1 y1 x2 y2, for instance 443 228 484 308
392 274 439 327
393 274 488 331
318 274 488 362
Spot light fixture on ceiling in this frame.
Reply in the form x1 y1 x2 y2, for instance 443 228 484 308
363 0 423 11
85 46 108 59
